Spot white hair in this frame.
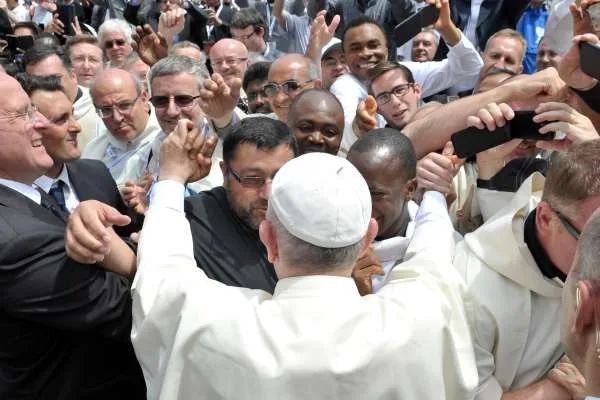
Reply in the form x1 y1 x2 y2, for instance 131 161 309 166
575 212 600 283
98 19 134 45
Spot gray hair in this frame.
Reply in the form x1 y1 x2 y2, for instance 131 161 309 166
148 55 209 91
170 41 204 61
98 19 134 45
266 207 365 272
573 211 600 283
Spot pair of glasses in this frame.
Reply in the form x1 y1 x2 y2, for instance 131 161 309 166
231 30 255 41
149 95 200 109
104 39 126 49
323 57 346 68
96 95 140 119
0 104 38 123
374 83 415 106
554 209 581 241
263 79 314 97
228 167 273 189
210 57 248 67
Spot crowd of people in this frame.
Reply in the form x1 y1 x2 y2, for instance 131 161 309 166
2 0 600 398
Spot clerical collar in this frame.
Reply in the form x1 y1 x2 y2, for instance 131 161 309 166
524 209 567 282
75 87 83 103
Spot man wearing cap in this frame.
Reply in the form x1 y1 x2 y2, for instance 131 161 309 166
110 109 478 397
320 38 349 89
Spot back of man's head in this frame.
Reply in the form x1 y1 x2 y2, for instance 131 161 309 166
222 117 299 166
542 140 600 212
23 43 71 72
348 128 417 181
266 153 372 275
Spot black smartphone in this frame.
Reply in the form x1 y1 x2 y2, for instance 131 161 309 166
6 34 34 53
57 4 75 36
580 41 600 81
451 111 554 158
393 5 440 47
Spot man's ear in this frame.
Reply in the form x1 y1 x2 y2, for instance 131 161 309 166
574 280 596 334
404 178 417 200
257 26 265 40
413 83 422 102
259 219 279 263
535 201 555 241
70 68 78 85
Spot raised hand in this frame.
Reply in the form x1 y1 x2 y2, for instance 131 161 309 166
534 101 599 150
158 7 187 41
351 247 384 296
352 95 378 138
159 119 218 184
199 73 241 121
132 24 169 67
44 14 65 36
558 33 599 91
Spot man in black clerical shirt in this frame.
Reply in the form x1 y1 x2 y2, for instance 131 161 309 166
185 117 298 293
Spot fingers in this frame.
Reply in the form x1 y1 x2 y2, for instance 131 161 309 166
102 206 132 227
468 103 515 131
364 95 378 115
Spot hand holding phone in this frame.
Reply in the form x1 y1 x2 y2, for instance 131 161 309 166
393 5 440 47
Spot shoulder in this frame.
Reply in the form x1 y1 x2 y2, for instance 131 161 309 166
184 187 227 217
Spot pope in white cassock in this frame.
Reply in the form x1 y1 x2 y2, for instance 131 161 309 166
131 132 478 399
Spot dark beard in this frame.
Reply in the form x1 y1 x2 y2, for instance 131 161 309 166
225 185 267 230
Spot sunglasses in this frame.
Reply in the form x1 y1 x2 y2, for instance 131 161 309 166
104 39 127 49
263 79 314 97
149 95 201 109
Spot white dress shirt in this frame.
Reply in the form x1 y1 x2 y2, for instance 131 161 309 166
82 110 162 187
332 32 484 157
132 187 477 400
0 178 41 204
34 166 81 213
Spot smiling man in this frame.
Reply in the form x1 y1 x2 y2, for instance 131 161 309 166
287 89 344 155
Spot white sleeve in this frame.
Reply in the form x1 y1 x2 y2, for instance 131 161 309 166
330 78 363 127
402 32 484 98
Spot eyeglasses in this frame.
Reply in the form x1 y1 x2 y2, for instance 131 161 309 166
228 167 274 189
322 57 346 68
210 57 248 67
554 209 581 241
149 95 200 109
96 95 140 119
104 39 127 49
263 79 314 98
231 30 255 41
0 104 39 123
374 83 415 106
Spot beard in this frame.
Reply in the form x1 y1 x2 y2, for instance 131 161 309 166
225 186 268 230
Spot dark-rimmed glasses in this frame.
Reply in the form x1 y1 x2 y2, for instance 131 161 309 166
374 83 415 106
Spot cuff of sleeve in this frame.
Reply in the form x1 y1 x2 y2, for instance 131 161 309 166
150 180 185 213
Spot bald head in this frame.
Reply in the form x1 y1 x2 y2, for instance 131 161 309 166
91 68 141 102
288 89 343 125
269 54 317 82
209 39 249 85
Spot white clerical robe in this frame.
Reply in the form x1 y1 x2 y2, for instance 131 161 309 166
453 173 564 399
131 187 478 400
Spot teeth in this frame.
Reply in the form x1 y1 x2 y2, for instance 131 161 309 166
358 63 376 69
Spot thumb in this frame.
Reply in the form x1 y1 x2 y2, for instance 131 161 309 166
103 206 132 227
364 95 378 115
442 141 454 157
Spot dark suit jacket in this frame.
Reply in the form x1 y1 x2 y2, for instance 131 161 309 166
0 176 146 399
451 0 530 50
66 159 143 237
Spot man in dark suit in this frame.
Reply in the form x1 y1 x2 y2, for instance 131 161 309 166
0 74 146 398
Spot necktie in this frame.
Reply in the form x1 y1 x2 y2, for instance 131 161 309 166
49 180 69 214
38 188 69 223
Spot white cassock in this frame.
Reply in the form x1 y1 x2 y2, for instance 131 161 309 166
132 186 478 400
453 173 564 399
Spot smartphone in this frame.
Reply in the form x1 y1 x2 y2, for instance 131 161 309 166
393 5 440 47
57 4 75 36
6 34 34 52
451 111 554 158
580 41 600 81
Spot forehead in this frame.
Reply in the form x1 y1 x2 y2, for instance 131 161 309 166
102 31 127 41
268 60 309 82
230 142 294 168
291 96 343 122
93 74 137 100
344 23 386 47
486 37 522 55
31 89 71 113
372 69 409 93
26 55 65 74
0 77 29 114
211 42 246 58
151 72 199 93
70 42 103 57
414 31 436 42
348 152 403 185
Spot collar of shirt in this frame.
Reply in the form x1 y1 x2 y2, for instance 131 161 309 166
273 275 360 299
0 178 41 204
34 164 71 193
524 209 567 282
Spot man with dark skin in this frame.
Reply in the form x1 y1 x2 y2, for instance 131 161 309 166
346 129 418 295
287 89 344 155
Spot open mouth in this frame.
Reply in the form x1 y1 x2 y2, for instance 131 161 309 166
357 62 377 70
